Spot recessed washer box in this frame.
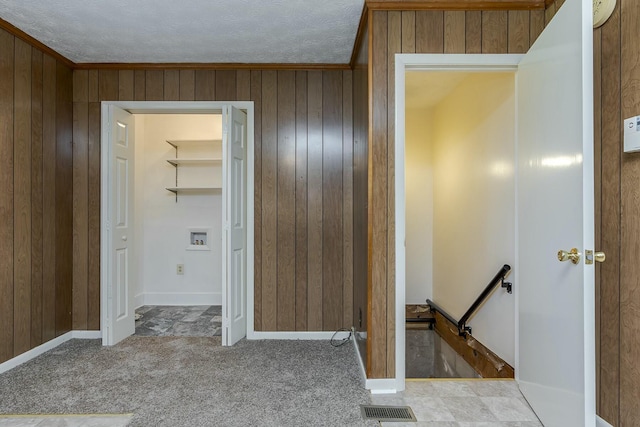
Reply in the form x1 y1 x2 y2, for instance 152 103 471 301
187 227 211 251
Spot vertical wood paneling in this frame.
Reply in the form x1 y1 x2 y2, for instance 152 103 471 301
342 70 354 329
465 11 483 53
65 68 357 348
0 50 360 363
236 70 250 101
508 11 529 53
163 70 179 101
307 71 323 330
195 70 215 100
276 70 296 331
179 70 195 101
599 3 621 423
620 0 640 423
73 70 88 103
0 28 73 361
88 70 98 102
145 70 163 101
72 98 88 330
98 70 118 101
41 54 56 343
416 11 444 53
0 29 14 363
118 70 134 101
30 49 43 347
87 102 101 330
444 11 466 53
14 38 32 356
261 70 277 331
250 70 262 331
530 9 545 46
544 3 556 25
215 70 236 101
134 70 145 101
370 11 388 378
322 71 343 331
55 61 72 336
295 71 308 331
401 11 415 53
353 24 369 345
482 11 508 53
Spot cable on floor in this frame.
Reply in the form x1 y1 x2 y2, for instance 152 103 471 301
330 328 352 347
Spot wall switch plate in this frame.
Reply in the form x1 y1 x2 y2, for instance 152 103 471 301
624 115 640 153
176 264 184 275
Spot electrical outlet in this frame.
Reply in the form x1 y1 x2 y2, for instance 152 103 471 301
176 264 184 275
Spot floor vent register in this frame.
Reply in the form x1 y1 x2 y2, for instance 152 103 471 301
359 405 417 422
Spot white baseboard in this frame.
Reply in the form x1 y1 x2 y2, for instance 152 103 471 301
142 292 221 306
71 330 102 339
0 330 100 375
352 333 368 388
248 331 351 340
597 415 614 427
351 332 398 393
366 379 398 394
134 293 144 309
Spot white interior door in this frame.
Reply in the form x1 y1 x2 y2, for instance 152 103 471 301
222 106 248 346
516 0 594 425
106 105 136 345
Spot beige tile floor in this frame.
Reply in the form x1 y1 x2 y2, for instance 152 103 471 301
372 379 543 427
0 415 132 427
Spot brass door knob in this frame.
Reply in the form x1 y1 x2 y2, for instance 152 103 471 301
585 250 606 264
558 248 581 264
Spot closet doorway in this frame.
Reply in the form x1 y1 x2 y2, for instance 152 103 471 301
100 101 254 348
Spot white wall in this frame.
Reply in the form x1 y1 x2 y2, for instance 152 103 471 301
431 73 516 365
405 108 433 304
134 114 223 306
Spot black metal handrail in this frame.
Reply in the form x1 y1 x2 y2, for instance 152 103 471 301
425 299 458 326
426 264 512 337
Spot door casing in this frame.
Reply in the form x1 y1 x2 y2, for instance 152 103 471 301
100 101 255 345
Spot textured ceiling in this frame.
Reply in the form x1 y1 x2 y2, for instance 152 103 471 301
0 0 364 64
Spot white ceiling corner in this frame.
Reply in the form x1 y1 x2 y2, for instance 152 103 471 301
0 0 364 64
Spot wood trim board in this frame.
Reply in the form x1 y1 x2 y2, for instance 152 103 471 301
366 0 546 10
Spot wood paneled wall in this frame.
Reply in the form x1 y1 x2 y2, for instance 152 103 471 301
0 28 73 364
71 68 355 332
353 22 370 369
591 0 640 424
367 8 546 378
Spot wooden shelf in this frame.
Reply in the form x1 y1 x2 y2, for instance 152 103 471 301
166 158 222 166
166 186 222 194
165 139 221 201
166 139 222 148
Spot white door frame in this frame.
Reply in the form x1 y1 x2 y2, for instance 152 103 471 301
393 54 522 392
100 101 255 345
